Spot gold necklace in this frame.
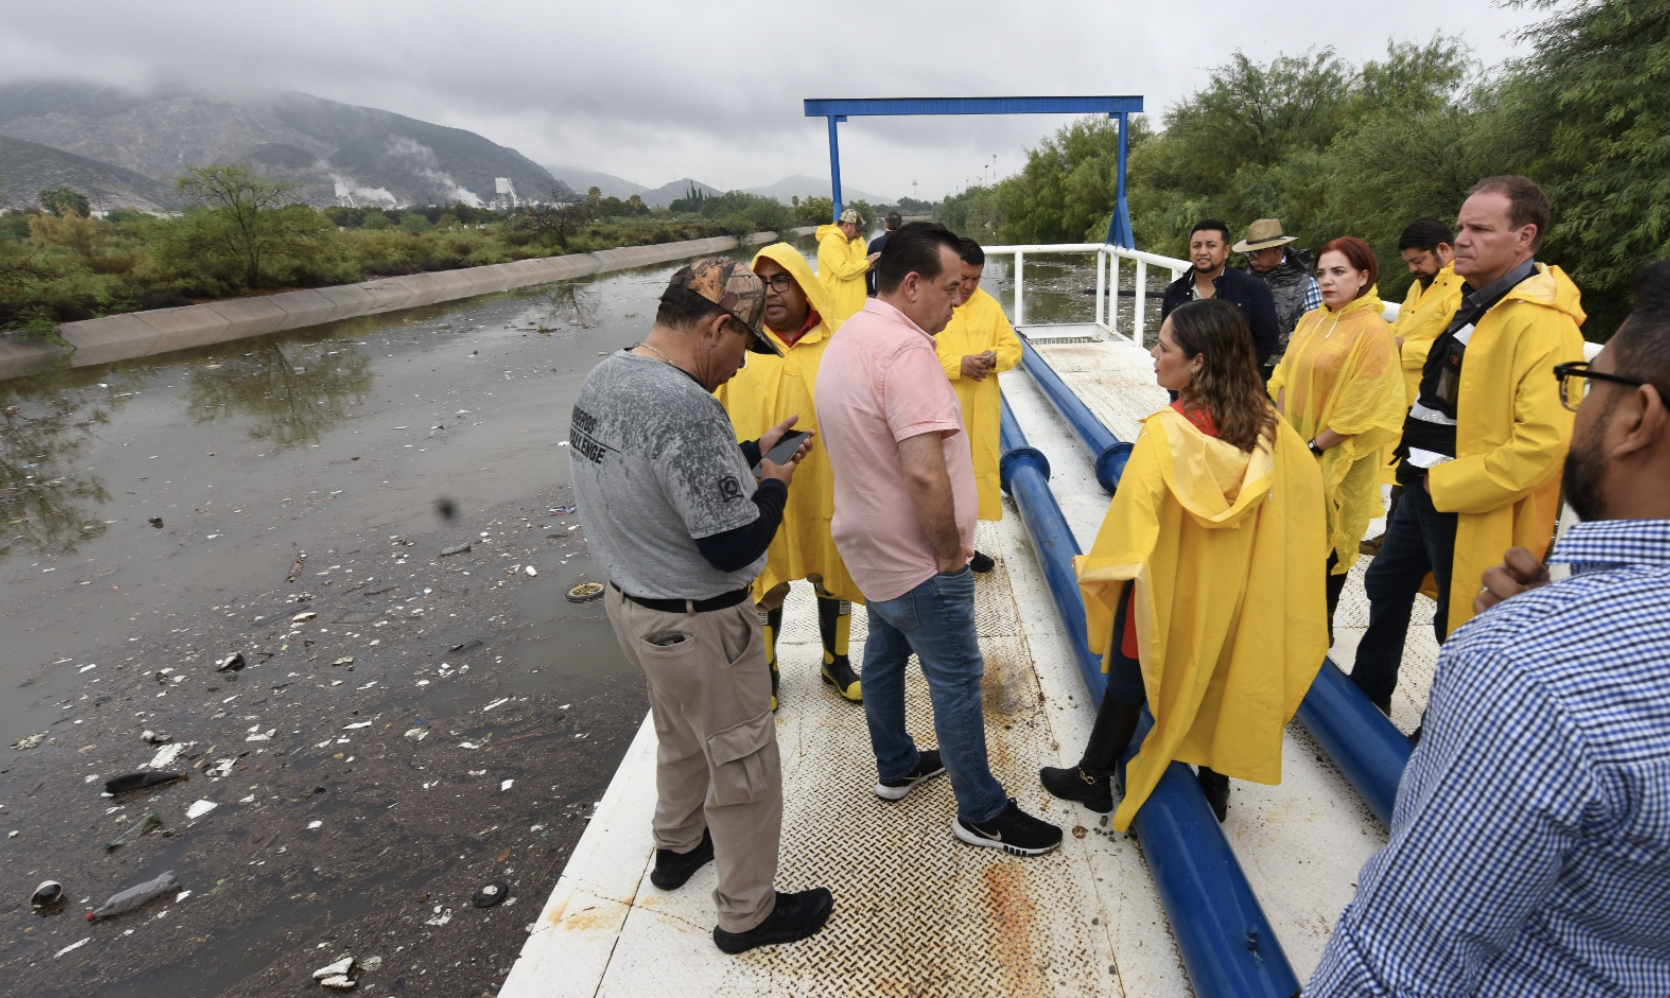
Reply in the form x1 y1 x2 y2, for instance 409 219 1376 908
637 343 675 365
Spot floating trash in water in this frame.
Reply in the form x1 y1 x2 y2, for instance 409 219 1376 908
524 565 537 577
185 800 217 820
141 730 172 745
291 611 317 623
106 811 163 852
331 656 355 667
500 780 514 792
12 732 48 750
548 505 577 516
565 582 604 603
88 870 177 921
32 881 64 909
104 771 186 796
215 652 246 672
204 758 235 778
313 955 355 980
439 542 472 557
146 742 190 770
148 517 164 529
404 728 429 742
55 937 91 958
472 881 510 908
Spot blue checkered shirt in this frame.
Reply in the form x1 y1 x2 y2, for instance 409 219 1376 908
1302 277 1322 314
1309 518 1670 996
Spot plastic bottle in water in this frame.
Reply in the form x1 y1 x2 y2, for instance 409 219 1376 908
87 871 178 921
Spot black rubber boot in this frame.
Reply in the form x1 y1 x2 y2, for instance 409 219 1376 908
816 595 861 703
1196 766 1230 823
1039 698 1139 814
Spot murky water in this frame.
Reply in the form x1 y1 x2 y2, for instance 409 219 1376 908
981 254 1169 339
0 249 766 739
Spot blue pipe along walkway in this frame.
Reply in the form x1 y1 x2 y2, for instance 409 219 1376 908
998 396 1302 998
1012 334 1415 827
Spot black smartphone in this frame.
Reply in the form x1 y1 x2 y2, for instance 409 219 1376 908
753 430 811 473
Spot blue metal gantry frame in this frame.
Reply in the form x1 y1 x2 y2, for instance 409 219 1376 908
802 97 1143 248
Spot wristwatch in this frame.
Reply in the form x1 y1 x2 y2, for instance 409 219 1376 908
1308 439 1324 456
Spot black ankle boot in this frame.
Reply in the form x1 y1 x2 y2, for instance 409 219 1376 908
1196 766 1230 823
1039 764 1113 813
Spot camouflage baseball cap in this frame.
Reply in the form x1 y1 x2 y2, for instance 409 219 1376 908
839 207 864 226
666 257 780 356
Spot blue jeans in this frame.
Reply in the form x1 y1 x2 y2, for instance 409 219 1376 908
863 567 1007 825
1350 482 1458 711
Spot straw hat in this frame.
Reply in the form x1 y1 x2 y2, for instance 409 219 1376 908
1232 218 1298 253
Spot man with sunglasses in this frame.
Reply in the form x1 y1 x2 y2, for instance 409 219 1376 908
1311 260 1670 997
1348 176 1587 717
715 243 865 710
570 258 833 954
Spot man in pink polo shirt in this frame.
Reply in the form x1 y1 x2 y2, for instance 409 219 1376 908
815 222 1062 857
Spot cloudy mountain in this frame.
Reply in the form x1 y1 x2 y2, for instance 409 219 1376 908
543 164 644 200
0 133 181 212
0 79 565 209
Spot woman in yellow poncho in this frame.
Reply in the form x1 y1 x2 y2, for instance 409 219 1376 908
1268 237 1405 644
1041 299 1329 830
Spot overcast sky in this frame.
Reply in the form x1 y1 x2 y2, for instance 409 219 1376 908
1 1 1542 201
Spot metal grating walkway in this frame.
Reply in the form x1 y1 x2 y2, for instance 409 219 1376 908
504 333 1437 998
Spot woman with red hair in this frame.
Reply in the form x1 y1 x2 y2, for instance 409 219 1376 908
1269 237 1405 643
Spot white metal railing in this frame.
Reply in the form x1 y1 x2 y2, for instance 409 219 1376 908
982 243 1189 347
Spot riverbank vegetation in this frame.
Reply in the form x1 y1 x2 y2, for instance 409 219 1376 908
0 167 802 335
939 0 1668 332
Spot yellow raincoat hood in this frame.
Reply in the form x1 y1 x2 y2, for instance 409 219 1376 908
711 243 860 603
1076 407 1329 831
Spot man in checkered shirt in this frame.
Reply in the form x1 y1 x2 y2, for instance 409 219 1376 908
1309 261 1670 996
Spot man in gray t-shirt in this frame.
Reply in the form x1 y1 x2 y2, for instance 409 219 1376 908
568 258 833 955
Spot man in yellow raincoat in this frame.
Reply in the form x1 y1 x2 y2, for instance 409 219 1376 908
1366 219 1468 554
715 243 864 709
1350 177 1586 715
934 238 1022 572
815 208 875 323
1074 396 1330 832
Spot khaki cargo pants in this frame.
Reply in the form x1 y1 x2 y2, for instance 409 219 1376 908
604 586 782 932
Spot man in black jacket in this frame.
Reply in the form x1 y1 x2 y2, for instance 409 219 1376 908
1160 219 1280 366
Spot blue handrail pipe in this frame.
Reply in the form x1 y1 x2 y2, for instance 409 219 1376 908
1018 336 1133 493
1295 658 1415 827
998 395 1302 998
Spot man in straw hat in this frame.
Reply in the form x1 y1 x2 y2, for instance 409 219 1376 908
570 257 833 954
1235 217 1321 383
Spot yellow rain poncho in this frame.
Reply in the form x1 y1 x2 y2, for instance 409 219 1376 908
714 242 861 604
1430 263 1585 632
1268 290 1405 572
935 288 1022 520
815 223 869 322
1075 407 1329 832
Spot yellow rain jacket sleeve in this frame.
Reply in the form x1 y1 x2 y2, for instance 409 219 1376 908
815 223 869 322
1429 263 1585 632
713 242 862 604
1268 290 1405 572
1392 263 1466 407
1075 408 1329 832
935 288 1023 520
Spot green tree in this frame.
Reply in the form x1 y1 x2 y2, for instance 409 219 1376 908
38 185 91 218
1493 0 1670 332
795 195 833 226
173 165 326 289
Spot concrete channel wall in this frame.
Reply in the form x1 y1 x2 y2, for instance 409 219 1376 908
0 229 813 382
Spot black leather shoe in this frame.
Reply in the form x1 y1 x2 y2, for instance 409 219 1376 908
970 550 995 573
649 828 713 890
1196 767 1230 823
1039 764 1114 813
712 888 834 954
